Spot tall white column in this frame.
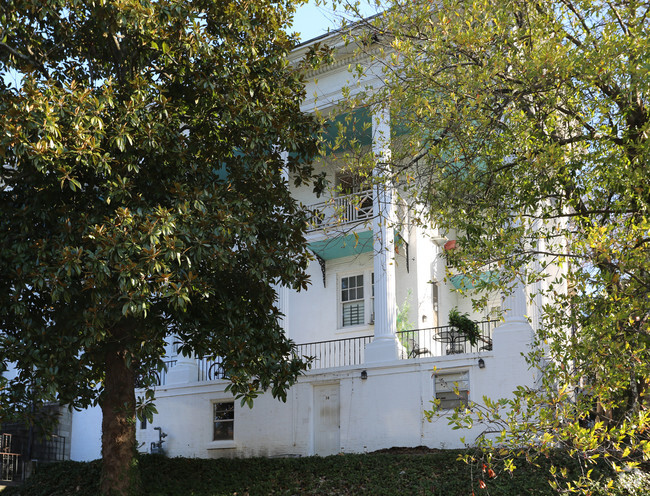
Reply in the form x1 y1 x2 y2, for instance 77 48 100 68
365 107 403 363
492 278 534 357
277 154 291 339
489 279 536 398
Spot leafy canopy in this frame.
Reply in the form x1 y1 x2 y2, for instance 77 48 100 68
0 0 321 420
332 0 650 491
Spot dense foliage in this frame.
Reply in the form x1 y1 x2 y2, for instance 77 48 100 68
330 0 650 492
5 450 641 496
0 1 322 493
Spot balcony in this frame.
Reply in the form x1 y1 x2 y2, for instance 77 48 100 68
306 190 373 231
152 321 498 385
397 320 497 359
295 335 374 370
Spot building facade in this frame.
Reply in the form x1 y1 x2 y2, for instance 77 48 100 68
10 30 549 462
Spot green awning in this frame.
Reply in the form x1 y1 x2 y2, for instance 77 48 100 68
308 230 374 260
450 271 498 290
321 108 373 152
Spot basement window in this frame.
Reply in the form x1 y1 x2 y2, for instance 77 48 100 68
213 401 234 441
434 371 469 409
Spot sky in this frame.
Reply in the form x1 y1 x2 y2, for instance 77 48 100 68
292 2 338 41
291 1 378 42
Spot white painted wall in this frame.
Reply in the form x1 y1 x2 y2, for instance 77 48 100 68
129 314 535 461
70 406 103 461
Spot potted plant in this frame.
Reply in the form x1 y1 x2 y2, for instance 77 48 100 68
448 307 480 347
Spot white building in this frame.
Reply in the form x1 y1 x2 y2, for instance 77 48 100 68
64 30 544 461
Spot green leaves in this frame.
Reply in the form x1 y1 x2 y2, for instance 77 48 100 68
0 1 320 491
333 0 650 491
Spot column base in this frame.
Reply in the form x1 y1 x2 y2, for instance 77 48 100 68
492 319 534 360
365 336 404 363
165 360 198 385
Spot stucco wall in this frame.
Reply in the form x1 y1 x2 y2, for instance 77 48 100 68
123 319 534 461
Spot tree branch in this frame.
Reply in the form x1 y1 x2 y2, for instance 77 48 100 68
0 41 50 79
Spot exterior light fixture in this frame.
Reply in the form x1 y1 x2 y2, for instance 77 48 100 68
361 370 368 380
478 358 485 369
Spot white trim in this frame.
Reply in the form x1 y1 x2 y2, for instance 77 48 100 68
206 440 236 450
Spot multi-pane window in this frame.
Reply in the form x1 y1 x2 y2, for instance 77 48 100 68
213 402 234 441
434 372 469 409
341 275 364 327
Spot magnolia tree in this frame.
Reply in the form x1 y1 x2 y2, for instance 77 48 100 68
0 1 324 494
329 0 650 492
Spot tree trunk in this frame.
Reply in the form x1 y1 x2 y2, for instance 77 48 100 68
101 340 139 496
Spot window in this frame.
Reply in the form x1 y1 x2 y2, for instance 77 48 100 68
431 281 439 327
341 275 364 326
434 371 469 409
213 402 234 441
339 272 375 328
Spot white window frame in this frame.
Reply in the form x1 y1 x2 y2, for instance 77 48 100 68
338 270 374 329
212 401 234 441
434 371 469 410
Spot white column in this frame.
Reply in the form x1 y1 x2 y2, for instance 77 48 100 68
165 353 198 385
488 279 536 399
492 279 534 355
278 153 291 338
365 107 403 363
502 280 529 326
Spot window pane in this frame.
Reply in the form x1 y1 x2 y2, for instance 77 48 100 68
434 372 469 409
214 402 234 421
213 421 234 441
341 277 349 289
436 390 469 409
343 301 364 326
213 402 234 441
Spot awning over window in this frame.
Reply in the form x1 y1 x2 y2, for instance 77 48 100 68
307 230 374 261
450 271 498 290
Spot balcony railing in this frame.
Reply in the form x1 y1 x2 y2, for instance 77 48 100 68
1 452 20 482
397 320 498 359
1 433 20 483
307 190 373 231
295 335 374 370
137 359 177 388
197 357 227 382
155 321 498 383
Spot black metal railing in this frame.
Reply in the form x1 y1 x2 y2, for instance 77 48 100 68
137 359 177 387
397 320 498 359
149 321 498 383
197 357 227 382
296 335 374 370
